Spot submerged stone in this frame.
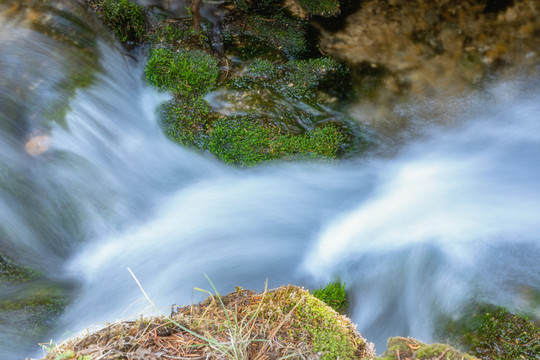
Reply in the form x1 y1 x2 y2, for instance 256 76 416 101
0 252 70 350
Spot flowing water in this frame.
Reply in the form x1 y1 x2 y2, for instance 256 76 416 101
1 4 540 359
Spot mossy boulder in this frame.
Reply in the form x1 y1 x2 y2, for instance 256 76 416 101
42 285 375 360
206 116 348 166
363 337 478 360
135 0 362 166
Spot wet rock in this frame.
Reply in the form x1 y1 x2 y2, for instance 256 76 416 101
318 0 540 132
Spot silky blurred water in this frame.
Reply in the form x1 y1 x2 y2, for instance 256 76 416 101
1 3 540 359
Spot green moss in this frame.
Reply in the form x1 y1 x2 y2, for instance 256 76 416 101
97 0 145 43
296 0 341 17
222 12 313 60
262 286 368 360
366 337 477 360
255 16 310 59
384 337 415 359
149 19 210 51
469 307 540 359
281 57 351 101
145 47 219 96
206 116 347 167
228 57 352 106
312 280 348 313
0 251 40 285
160 96 211 149
438 304 540 360
286 287 360 359
415 343 476 360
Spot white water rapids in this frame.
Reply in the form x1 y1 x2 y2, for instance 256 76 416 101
1 8 540 360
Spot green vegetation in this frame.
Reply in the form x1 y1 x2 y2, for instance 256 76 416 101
206 117 347 166
296 0 341 17
97 0 145 43
135 0 358 167
0 254 69 343
294 293 359 359
282 57 351 101
364 337 477 360
468 307 539 359
53 350 92 360
145 47 219 95
229 57 352 106
149 19 210 51
439 303 540 360
0 251 39 284
222 10 314 60
160 96 211 149
312 280 348 313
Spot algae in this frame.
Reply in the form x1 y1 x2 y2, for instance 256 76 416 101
0 251 40 284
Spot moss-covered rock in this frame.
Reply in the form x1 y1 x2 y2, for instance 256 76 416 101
145 47 219 96
42 285 375 360
89 0 146 44
135 0 363 167
206 116 347 166
225 56 352 109
160 95 212 150
222 8 315 61
363 337 478 360
295 0 341 17
440 304 540 360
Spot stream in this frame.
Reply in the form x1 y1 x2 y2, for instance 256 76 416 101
1 3 540 359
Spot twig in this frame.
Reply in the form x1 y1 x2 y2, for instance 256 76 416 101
436 348 449 359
